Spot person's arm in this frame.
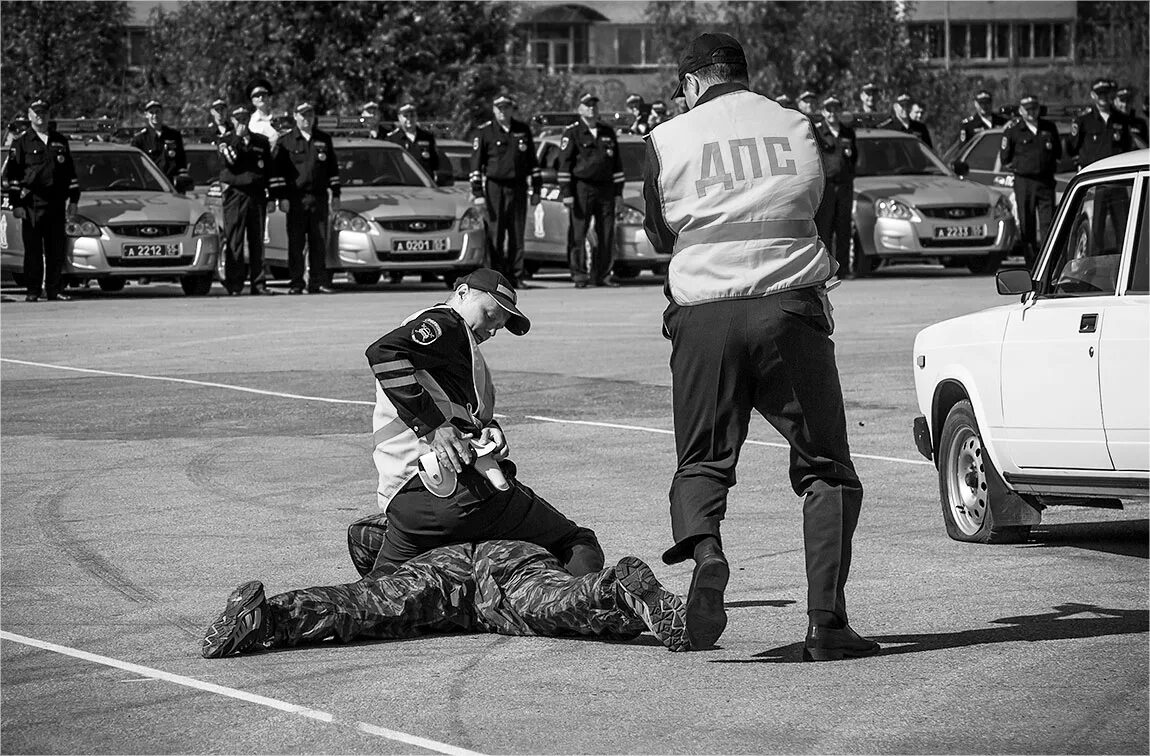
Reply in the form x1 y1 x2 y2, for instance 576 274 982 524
611 130 625 198
327 136 340 208
468 128 485 199
642 136 676 255
1050 122 1062 161
267 139 287 201
4 139 27 218
427 132 440 181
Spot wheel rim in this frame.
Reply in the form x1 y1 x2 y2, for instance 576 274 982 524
945 425 988 535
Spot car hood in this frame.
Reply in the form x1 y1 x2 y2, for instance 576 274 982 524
78 191 209 224
341 186 469 218
621 180 643 207
856 175 996 206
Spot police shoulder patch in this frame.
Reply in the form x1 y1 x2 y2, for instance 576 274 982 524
412 318 443 346
1001 136 1009 150
560 136 570 150
473 136 480 150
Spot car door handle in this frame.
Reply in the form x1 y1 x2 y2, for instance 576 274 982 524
1079 314 1098 333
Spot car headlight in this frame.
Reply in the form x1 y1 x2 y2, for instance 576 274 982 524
874 198 918 221
992 196 1012 220
192 212 216 236
65 216 101 238
615 204 644 225
333 209 371 233
459 206 484 232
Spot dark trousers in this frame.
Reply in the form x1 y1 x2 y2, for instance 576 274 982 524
567 182 616 285
815 181 854 277
662 288 863 620
1013 176 1055 268
222 189 267 293
20 203 67 297
286 194 329 291
485 180 527 284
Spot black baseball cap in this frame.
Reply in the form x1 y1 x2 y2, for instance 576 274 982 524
974 90 992 102
671 32 747 99
456 268 530 336
579 92 600 106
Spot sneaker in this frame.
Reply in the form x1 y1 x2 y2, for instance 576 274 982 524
201 580 268 658
614 556 689 652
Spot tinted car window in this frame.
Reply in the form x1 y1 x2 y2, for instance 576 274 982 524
856 137 947 177
74 151 169 192
338 147 432 188
1042 177 1134 297
965 133 1002 171
437 148 470 180
185 148 222 186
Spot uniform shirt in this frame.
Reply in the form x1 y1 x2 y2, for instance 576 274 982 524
958 111 1008 144
208 121 234 146
2 127 80 205
271 126 341 199
248 109 280 150
387 126 439 180
999 118 1062 179
217 131 273 196
814 120 857 183
468 118 541 197
880 116 932 149
557 120 625 199
131 125 188 180
1068 107 1134 168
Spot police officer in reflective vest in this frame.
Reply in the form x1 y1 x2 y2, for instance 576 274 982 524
131 100 189 185
387 103 439 182
881 93 932 149
271 102 341 295
1068 78 1134 168
218 105 274 296
2 98 79 302
958 90 1007 145
814 95 859 278
558 93 625 288
1000 95 1061 268
469 95 541 288
643 33 876 659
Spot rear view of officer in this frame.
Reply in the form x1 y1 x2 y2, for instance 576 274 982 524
558 93 625 288
1000 95 1061 268
131 100 189 185
2 98 80 301
388 104 439 182
958 91 1007 144
814 95 859 278
1068 78 1134 168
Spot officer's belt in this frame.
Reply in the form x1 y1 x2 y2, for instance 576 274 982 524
676 219 817 248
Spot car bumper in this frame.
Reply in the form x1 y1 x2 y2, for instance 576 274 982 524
913 415 933 461
616 224 669 267
334 228 487 272
871 217 1017 258
65 235 220 277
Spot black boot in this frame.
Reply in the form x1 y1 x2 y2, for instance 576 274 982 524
685 537 729 650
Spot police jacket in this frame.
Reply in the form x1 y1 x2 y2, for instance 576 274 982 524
2 128 80 206
557 120 625 199
814 120 857 184
1128 115 1148 146
270 127 341 200
1000 118 1062 180
881 116 932 149
1068 108 1134 168
366 305 498 507
958 112 1007 144
217 131 273 197
387 126 439 179
642 82 833 306
130 125 188 181
468 119 541 196
628 108 652 135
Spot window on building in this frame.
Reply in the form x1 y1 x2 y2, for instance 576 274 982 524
969 23 989 59
126 27 149 70
1016 23 1032 58
1034 23 1053 57
1053 23 1071 57
995 23 1012 59
617 27 645 66
911 22 946 59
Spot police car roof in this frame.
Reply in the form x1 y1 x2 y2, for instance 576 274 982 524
853 128 933 139
67 141 145 153
1080 148 1149 174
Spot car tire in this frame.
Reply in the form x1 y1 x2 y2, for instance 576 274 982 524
851 233 880 276
352 271 382 286
966 252 1003 275
97 278 126 292
180 273 213 296
612 263 639 279
938 399 1030 544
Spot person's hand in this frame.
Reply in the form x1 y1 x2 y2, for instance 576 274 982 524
562 196 574 208
477 426 509 461
330 196 340 213
66 201 78 218
427 424 474 473
530 193 541 206
12 206 26 220
471 195 486 207
278 199 290 213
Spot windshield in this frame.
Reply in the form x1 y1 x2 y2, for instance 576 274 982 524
185 147 222 186
855 136 949 177
338 146 433 188
74 150 172 192
438 148 470 181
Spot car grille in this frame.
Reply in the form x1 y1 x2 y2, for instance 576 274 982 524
377 251 458 263
108 223 189 237
375 218 455 233
918 206 989 220
107 255 196 267
919 237 993 249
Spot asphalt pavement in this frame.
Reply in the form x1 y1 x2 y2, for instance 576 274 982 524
1 267 1146 755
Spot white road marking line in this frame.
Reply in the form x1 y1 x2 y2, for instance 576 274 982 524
0 630 486 756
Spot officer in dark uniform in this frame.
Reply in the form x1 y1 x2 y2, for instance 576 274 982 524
625 93 652 135
958 90 1007 145
1000 95 1061 268
361 101 385 140
208 98 233 143
218 105 274 296
881 94 932 148
1115 87 1148 144
851 82 885 129
648 100 669 129
774 93 794 110
558 93 625 288
813 95 859 279
130 100 189 186
271 102 341 295
2 98 80 302
1068 78 1134 168
796 90 820 120
387 103 439 182
468 94 541 288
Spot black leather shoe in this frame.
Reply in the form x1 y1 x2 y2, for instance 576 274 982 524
685 549 729 650
598 278 621 288
25 294 40 302
803 623 880 662
288 287 303 295
47 293 71 301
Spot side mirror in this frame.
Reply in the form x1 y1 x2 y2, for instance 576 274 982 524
436 173 455 187
996 268 1034 295
951 160 969 178
174 174 195 193
539 168 558 185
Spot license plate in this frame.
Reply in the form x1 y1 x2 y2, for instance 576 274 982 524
934 225 986 239
122 243 182 257
393 238 449 253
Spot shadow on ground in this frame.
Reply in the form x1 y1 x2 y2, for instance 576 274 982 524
1022 518 1148 559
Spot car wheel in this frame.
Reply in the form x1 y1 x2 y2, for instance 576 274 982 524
938 399 1030 544
352 271 382 286
97 278 126 292
612 263 639 279
180 273 213 296
966 252 1003 275
850 233 880 276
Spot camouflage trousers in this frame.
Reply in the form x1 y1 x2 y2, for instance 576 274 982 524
261 540 646 649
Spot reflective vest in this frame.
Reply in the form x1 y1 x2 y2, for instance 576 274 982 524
372 305 495 508
647 88 835 305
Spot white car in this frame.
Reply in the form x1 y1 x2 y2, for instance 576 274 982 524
912 149 1149 543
